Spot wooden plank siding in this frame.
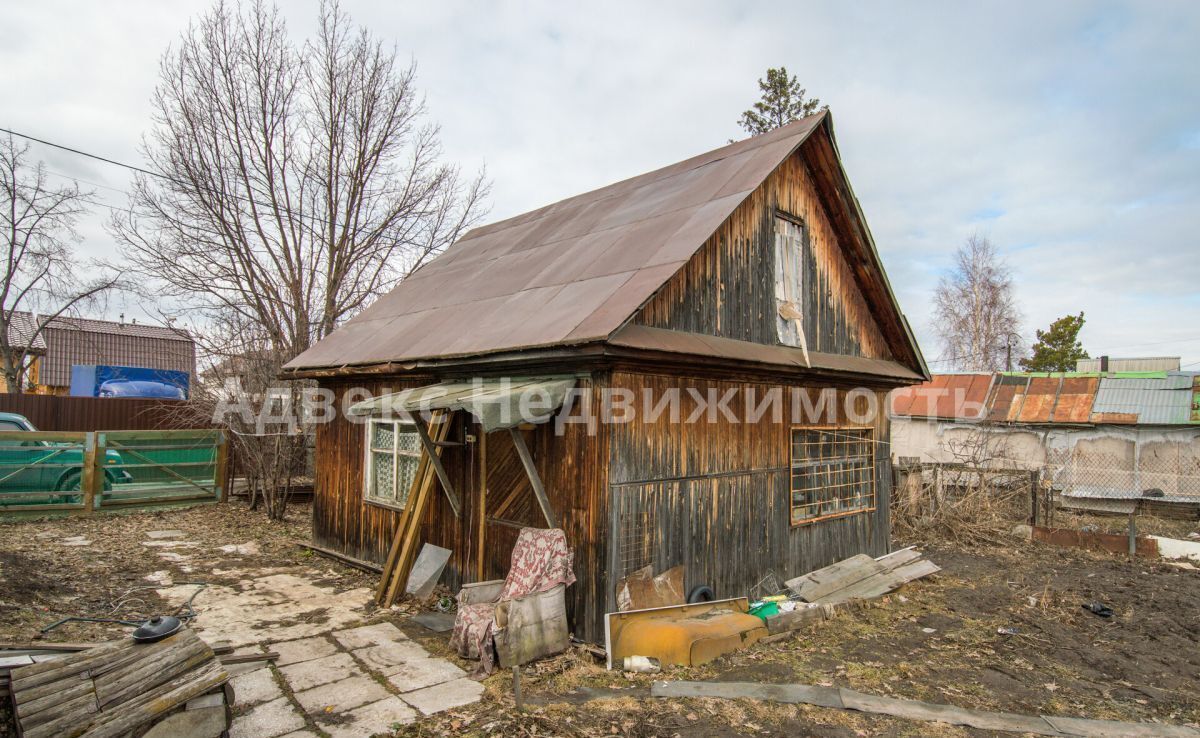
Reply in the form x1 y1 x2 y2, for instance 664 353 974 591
636 150 891 361
604 371 892 628
312 376 611 642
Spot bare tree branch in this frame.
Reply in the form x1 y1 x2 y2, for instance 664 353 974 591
0 134 121 392
109 0 490 359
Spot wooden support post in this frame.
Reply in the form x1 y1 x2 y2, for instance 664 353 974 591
80 432 99 515
414 416 460 518
214 432 230 503
508 427 557 528
1127 512 1137 559
1029 470 1039 526
476 429 487 582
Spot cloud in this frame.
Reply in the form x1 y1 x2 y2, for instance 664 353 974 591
2 0 1197 366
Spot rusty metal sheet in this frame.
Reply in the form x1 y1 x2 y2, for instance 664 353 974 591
285 115 829 371
1051 376 1099 423
888 374 991 419
1032 526 1158 558
986 383 1017 422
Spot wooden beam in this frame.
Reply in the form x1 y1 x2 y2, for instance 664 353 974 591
476 428 487 581
507 427 557 528
413 415 460 518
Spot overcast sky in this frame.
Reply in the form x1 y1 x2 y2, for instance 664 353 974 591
4 1 1199 369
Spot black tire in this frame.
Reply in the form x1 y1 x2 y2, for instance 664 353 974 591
687 585 715 604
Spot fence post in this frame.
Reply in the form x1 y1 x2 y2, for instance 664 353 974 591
1029 470 1039 527
80 432 99 515
215 431 230 503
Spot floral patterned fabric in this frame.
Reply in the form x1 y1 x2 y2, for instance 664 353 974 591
451 527 576 674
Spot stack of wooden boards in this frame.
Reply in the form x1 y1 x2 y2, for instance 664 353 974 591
786 547 939 605
5 628 230 738
763 548 940 635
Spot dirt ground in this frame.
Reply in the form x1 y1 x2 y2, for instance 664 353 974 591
2 502 1198 737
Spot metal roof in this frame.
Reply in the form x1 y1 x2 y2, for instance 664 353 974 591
349 376 576 433
894 371 1200 426
5 312 45 352
41 315 192 342
1092 375 1196 425
889 373 992 419
284 112 926 380
1076 356 1180 372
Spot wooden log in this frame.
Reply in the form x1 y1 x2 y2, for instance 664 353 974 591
79 659 228 738
10 639 131 691
22 690 101 738
95 638 212 709
13 678 95 724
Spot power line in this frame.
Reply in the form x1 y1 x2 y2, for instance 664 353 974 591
1 126 329 229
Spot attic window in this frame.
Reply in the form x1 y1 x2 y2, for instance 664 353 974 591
790 427 876 525
774 215 808 360
363 417 421 510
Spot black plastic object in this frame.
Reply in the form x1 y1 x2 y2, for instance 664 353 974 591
1081 602 1114 618
686 585 715 604
132 615 184 643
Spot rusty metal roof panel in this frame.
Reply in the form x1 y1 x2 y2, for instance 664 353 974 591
887 373 992 419
285 114 829 371
1050 376 1099 423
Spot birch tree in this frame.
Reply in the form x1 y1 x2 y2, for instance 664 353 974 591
932 235 1022 371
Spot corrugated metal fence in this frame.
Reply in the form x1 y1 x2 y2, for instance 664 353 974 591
0 393 207 431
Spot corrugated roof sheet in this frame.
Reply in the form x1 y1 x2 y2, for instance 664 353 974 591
889 373 992 419
1076 356 1180 372
1091 375 1195 425
284 112 926 379
41 315 192 342
897 371 1200 426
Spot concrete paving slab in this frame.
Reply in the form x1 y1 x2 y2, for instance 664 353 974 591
332 621 409 650
58 536 91 546
279 732 321 738
321 696 417 738
271 636 339 666
399 677 484 715
143 706 226 738
146 529 186 539
293 675 390 715
384 657 467 693
230 665 283 706
278 652 361 693
352 641 430 674
220 541 261 555
229 696 306 738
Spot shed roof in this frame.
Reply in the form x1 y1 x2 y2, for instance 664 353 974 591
1092 374 1197 425
284 112 925 379
41 315 192 342
5 312 46 353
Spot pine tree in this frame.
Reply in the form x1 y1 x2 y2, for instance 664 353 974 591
1020 313 1089 372
737 67 828 136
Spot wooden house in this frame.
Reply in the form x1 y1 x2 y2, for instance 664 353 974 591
282 111 929 643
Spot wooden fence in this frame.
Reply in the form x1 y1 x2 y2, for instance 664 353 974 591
0 429 227 518
0 393 204 432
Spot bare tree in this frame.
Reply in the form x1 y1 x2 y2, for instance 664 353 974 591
110 0 488 359
932 235 1022 371
0 135 119 392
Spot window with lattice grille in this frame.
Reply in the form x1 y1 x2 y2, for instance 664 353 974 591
790 427 876 525
363 417 420 509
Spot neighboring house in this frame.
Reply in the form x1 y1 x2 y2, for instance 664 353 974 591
890 367 1200 513
283 112 928 643
3 312 196 395
0 312 47 392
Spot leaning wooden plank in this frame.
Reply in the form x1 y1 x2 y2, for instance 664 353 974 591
382 411 451 607
377 410 448 606
815 560 941 604
764 605 829 635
